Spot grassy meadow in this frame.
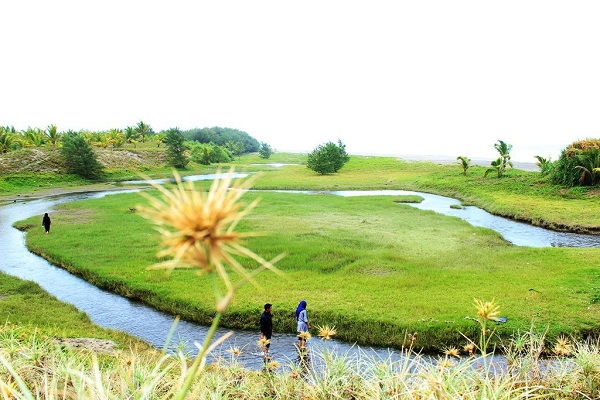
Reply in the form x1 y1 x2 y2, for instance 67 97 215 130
17 155 600 352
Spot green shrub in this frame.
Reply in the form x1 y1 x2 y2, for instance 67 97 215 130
60 132 104 179
551 139 600 186
307 140 349 175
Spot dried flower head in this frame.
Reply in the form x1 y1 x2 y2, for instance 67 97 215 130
552 336 573 357
463 343 475 356
227 347 241 357
317 325 337 340
137 168 283 294
298 331 312 342
265 360 280 371
437 357 455 370
473 298 500 321
257 338 271 349
443 347 460 358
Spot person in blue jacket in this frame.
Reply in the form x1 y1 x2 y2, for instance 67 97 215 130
295 300 310 348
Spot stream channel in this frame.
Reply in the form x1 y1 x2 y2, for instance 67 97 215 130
1 174 599 370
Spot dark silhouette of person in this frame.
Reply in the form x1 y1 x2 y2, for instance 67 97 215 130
260 303 273 358
42 213 51 234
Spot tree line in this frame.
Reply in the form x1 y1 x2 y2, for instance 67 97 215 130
0 122 272 178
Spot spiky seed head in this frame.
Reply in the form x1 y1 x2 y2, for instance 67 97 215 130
137 168 282 294
473 298 501 321
227 347 241 356
298 331 312 341
443 347 460 358
257 338 270 349
463 343 475 355
552 336 573 357
317 325 337 340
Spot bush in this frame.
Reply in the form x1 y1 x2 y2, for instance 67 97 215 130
189 142 232 165
60 132 104 179
307 140 350 174
551 139 600 186
258 142 273 159
165 128 189 169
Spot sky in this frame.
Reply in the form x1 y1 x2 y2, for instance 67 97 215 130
3 1 600 162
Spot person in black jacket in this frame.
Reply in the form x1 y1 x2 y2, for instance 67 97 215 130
260 303 273 358
42 213 51 234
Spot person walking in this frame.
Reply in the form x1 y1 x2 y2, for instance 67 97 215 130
42 213 51 234
260 303 273 358
296 300 310 348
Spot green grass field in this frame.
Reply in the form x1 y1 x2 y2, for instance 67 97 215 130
18 157 600 351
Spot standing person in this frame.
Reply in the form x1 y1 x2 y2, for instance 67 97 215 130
42 213 51 234
260 303 273 358
296 300 310 348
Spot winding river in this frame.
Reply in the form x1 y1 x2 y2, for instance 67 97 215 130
1 177 598 369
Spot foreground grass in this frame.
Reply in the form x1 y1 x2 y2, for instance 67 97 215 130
1 321 600 399
19 185 600 351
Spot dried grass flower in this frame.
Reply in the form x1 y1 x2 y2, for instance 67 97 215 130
298 331 312 342
317 325 337 340
443 347 460 358
552 335 573 357
473 298 500 322
463 343 475 356
226 347 241 357
257 338 270 349
137 168 283 307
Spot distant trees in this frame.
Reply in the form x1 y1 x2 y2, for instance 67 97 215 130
189 142 232 165
60 132 104 179
164 127 189 169
186 127 259 153
258 142 273 159
307 140 350 175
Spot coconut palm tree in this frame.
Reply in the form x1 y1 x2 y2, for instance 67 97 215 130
108 129 125 148
456 156 471 176
22 127 45 147
574 147 600 185
487 140 513 178
125 126 140 145
45 124 61 147
534 155 553 176
0 130 14 153
135 121 152 143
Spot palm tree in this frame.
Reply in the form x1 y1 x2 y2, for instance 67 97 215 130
135 121 151 143
0 130 14 153
574 147 600 185
487 140 513 178
22 127 45 147
45 124 61 147
534 155 553 176
456 156 471 176
108 129 125 148
485 157 505 178
125 126 140 145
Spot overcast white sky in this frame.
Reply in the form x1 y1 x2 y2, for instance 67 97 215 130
2 1 600 162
